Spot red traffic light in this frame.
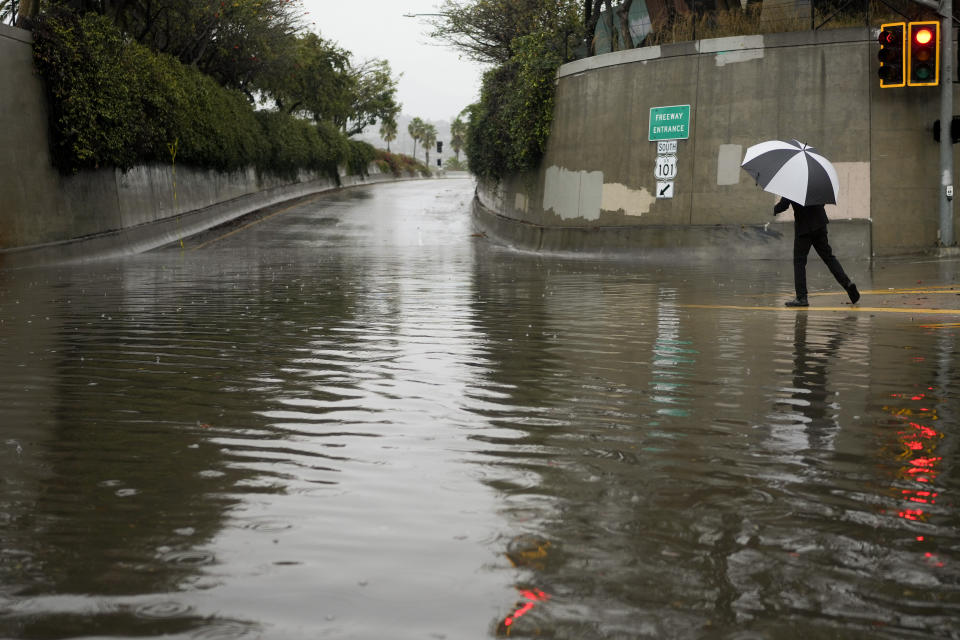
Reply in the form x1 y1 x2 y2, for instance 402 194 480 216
908 21 939 86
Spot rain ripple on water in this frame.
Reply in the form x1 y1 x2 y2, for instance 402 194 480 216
1 180 958 639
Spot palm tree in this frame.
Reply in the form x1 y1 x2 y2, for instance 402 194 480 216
380 117 398 152
408 117 425 160
449 114 467 162
421 123 438 167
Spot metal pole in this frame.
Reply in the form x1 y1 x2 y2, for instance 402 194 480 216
940 0 955 246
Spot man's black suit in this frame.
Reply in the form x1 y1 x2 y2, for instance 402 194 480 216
774 198 852 300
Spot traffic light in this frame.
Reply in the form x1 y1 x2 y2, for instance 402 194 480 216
437 141 443 153
878 22 905 88
908 21 939 86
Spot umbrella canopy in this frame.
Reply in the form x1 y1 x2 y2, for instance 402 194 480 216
741 139 839 206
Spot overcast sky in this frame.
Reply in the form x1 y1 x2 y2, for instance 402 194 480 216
299 0 485 122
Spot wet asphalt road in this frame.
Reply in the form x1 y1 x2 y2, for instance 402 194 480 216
1 177 959 639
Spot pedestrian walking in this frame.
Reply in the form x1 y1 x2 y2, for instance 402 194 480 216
774 197 860 307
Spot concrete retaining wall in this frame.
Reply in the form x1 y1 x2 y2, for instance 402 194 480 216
476 27 960 258
0 23 418 267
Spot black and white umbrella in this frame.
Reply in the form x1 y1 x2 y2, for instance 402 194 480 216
740 139 839 206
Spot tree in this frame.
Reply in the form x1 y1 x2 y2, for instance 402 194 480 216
429 1 579 180
33 1 398 128
379 115 398 152
449 112 467 162
42 0 305 95
420 122 437 166
444 156 467 171
254 36 399 136
462 30 564 180
7 0 40 26
408 116 425 160
427 0 582 65
256 32 352 120
338 58 400 136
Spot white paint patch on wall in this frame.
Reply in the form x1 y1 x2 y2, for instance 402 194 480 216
579 171 603 220
543 165 603 220
714 48 765 66
831 162 870 220
543 166 581 219
514 192 529 213
770 162 871 223
699 34 765 53
698 35 765 66
601 182 656 217
717 144 743 185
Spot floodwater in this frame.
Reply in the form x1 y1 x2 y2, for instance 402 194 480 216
1 178 959 639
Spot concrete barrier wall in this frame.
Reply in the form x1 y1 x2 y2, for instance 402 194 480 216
476 27 960 257
0 23 416 265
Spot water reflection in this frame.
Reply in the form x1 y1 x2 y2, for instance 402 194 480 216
0 261 261 638
466 250 959 638
773 312 848 453
1 180 959 639
881 352 951 579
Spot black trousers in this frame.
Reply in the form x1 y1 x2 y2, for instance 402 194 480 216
794 227 851 298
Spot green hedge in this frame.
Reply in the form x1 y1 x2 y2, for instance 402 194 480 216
30 10 354 180
465 32 562 182
345 139 376 177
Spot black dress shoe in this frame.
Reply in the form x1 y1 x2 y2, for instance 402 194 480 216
785 297 809 307
847 283 860 304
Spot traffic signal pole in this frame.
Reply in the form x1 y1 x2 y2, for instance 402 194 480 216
939 0 954 247
908 1 955 247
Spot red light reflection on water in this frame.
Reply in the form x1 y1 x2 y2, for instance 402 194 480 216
501 588 551 632
898 508 925 521
499 539 553 635
884 390 946 570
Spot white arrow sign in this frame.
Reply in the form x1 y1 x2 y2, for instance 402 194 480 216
656 181 674 198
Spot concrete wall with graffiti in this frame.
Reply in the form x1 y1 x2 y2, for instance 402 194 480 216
475 27 960 257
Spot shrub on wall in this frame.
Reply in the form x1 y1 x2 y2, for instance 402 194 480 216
464 65 513 182
30 10 360 180
464 32 562 182
32 11 146 172
346 140 376 177
374 150 429 177
255 112 344 180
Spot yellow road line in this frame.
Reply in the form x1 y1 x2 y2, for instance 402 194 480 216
678 304 960 315
191 196 322 250
809 288 958 297
738 288 956 299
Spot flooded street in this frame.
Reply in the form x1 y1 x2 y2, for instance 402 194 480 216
2 178 959 639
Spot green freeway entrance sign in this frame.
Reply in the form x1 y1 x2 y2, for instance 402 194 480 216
648 105 690 141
